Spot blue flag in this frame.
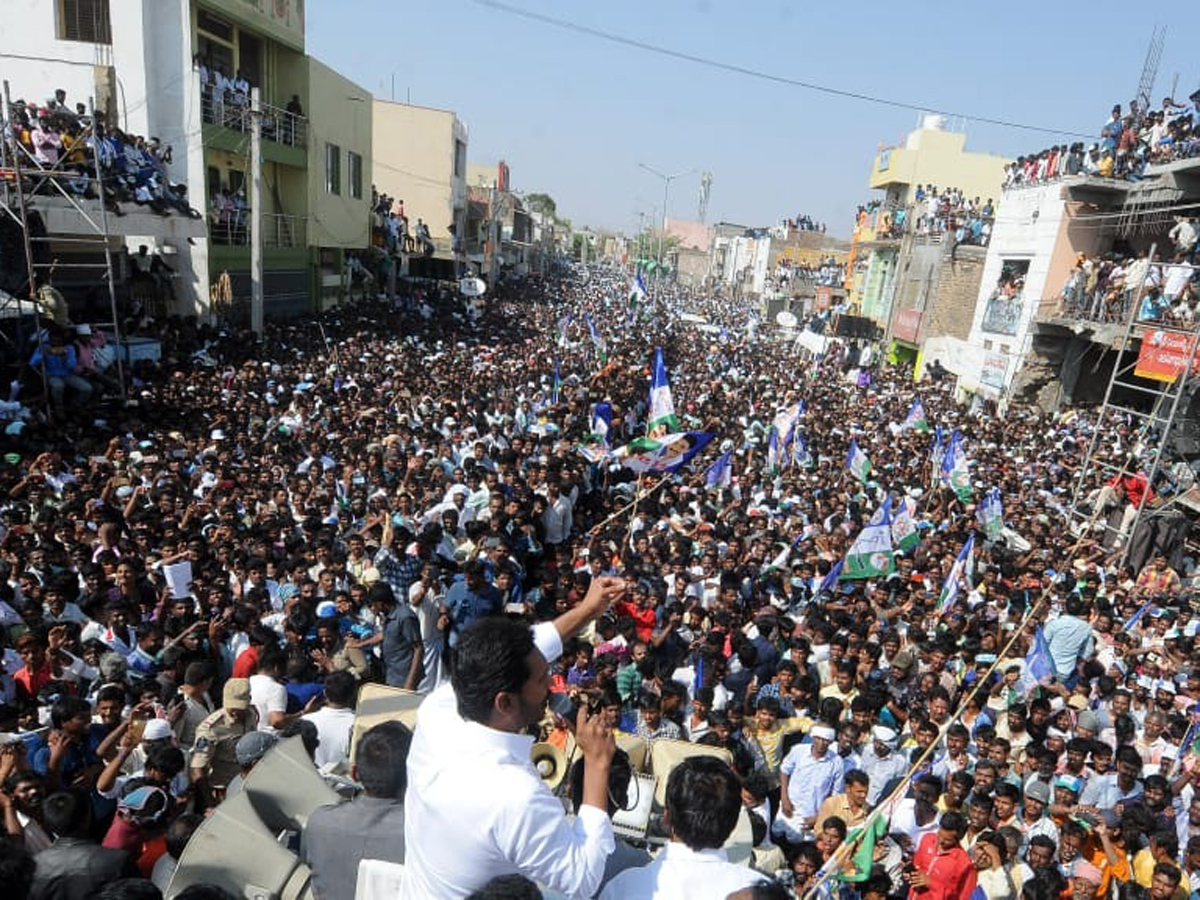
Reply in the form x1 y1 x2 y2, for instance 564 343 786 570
818 559 844 594
705 448 733 490
937 532 975 614
648 347 678 436
1123 597 1155 631
551 357 561 406
1024 625 1053 685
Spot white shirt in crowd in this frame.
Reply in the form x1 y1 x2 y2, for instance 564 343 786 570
248 673 287 734
599 842 765 900
402 622 614 899
301 704 355 769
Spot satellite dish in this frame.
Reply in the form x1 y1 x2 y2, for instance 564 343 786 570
459 277 487 297
775 310 798 328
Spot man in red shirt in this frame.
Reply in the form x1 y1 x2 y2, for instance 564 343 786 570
908 811 977 900
613 581 657 644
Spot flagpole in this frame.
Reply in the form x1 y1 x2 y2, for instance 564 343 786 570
799 447 1156 900
588 474 673 538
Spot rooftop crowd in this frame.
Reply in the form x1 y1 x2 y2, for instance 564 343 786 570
4 89 198 219
1006 92 1200 189
1 261 1200 900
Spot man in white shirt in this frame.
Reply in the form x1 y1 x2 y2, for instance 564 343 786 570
600 755 766 899
301 670 356 770
248 645 310 734
403 575 626 899
540 478 573 547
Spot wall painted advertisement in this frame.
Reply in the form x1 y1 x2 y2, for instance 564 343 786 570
1134 329 1200 382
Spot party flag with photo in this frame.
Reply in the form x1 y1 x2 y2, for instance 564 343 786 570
903 397 930 433
937 532 975 615
792 431 812 469
846 439 872 483
705 448 733 490
767 427 780 474
818 558 845 594
978 487 1004 541
647 347 679 437
577 402 613 463
844 496 896 579
891 496 921 552
614 432 713 473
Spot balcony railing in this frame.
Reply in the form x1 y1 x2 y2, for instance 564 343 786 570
208 212 306 248
200 87 307 148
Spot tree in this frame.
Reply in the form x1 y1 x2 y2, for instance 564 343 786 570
525 193 557 219
632 226 681 265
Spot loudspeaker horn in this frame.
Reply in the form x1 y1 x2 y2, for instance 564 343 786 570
530 742 567 790
166 790 314 900
243 734 343 833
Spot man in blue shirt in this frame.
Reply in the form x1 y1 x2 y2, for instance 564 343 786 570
30 330 94 412
445 559 500 648
1042 595 1094 687
29 695 101 789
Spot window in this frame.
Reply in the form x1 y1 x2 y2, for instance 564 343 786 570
348 151 363 200
325 143 341 195
59 0 111 44
454 139 466 178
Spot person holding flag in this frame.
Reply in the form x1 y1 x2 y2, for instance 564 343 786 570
847 439 872 483
705 447 733 491
903 396 930 433
647 347 678 438
844 496 895 580
937 532 976 616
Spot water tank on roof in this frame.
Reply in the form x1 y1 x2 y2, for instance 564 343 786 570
921 114 946 131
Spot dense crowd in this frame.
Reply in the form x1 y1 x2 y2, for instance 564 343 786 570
1007 93 1200 189
4 90 197 219
1 262 1200 899
1057 227 1200 325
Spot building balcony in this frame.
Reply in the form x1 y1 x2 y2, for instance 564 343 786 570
200 88 307 168
208 213 306 248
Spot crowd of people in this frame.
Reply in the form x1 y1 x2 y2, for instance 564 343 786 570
3 90 198 219
1007 93 1200 189
786 215 828 234
370 189 436 257
1057 228 1200 325
852 191 993 250
0 261 1199 900
773 257 847 290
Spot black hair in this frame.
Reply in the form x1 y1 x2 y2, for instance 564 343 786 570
356 721 412 799
145 746 186 779
452 617 536 724
664 756 741 851
845 768 869 788
464 874 543 900
323 670 357 709
42 789 90 837
940 810 967 837
50 695 92 729
94 878 164 900
166 812 204 859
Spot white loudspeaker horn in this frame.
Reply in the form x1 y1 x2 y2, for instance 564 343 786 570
243 734 343 833
648 738 733 807
350 683 423 765
166 790 314 900
530 742 567 790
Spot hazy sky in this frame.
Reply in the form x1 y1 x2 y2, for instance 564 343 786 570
307 1 1195 238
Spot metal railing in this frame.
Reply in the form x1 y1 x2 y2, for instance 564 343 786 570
200 87 307 148
208 211 306 248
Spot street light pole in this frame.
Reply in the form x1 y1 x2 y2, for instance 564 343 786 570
638 163 695 275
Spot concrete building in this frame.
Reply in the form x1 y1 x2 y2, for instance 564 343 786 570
956 161 1200 409
372 99 468 265
3 0 372 318
850 117 1008 336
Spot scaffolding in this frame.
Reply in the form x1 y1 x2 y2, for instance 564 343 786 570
0 80 126 403
1066 245 1200 566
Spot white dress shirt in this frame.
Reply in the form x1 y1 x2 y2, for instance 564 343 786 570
403 622 615 899
598 842 765 900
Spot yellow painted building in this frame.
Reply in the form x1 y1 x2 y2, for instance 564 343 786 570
372 100 468 256
870 118 1008 207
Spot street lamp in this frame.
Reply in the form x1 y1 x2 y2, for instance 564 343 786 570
638 163 695 272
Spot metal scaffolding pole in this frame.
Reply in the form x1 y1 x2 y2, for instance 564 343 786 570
89 95 126 400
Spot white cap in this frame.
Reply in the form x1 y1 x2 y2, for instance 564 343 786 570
872 725 898 746
811 725 836 742
142 719 173 741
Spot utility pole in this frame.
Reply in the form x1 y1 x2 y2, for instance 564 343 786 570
638 163 696 278
89 95 126 400
250 87 264 336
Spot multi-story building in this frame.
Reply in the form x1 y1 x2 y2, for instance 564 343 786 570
4 0 372 318
848 116 1008 371
960 157 1200 409
372 99 467 279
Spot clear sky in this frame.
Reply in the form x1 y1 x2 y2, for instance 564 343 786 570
307 1 1195 239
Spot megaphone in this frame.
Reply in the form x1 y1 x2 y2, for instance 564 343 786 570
166 790 314 900
530 742 567 790
351 683 423 766
243 735 342 833
648 738 733 807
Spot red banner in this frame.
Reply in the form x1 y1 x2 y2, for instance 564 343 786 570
1134 329 1200 383
893 309 922 343
815 286 831 311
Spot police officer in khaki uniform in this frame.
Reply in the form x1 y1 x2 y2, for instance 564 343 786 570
189 677 257 806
